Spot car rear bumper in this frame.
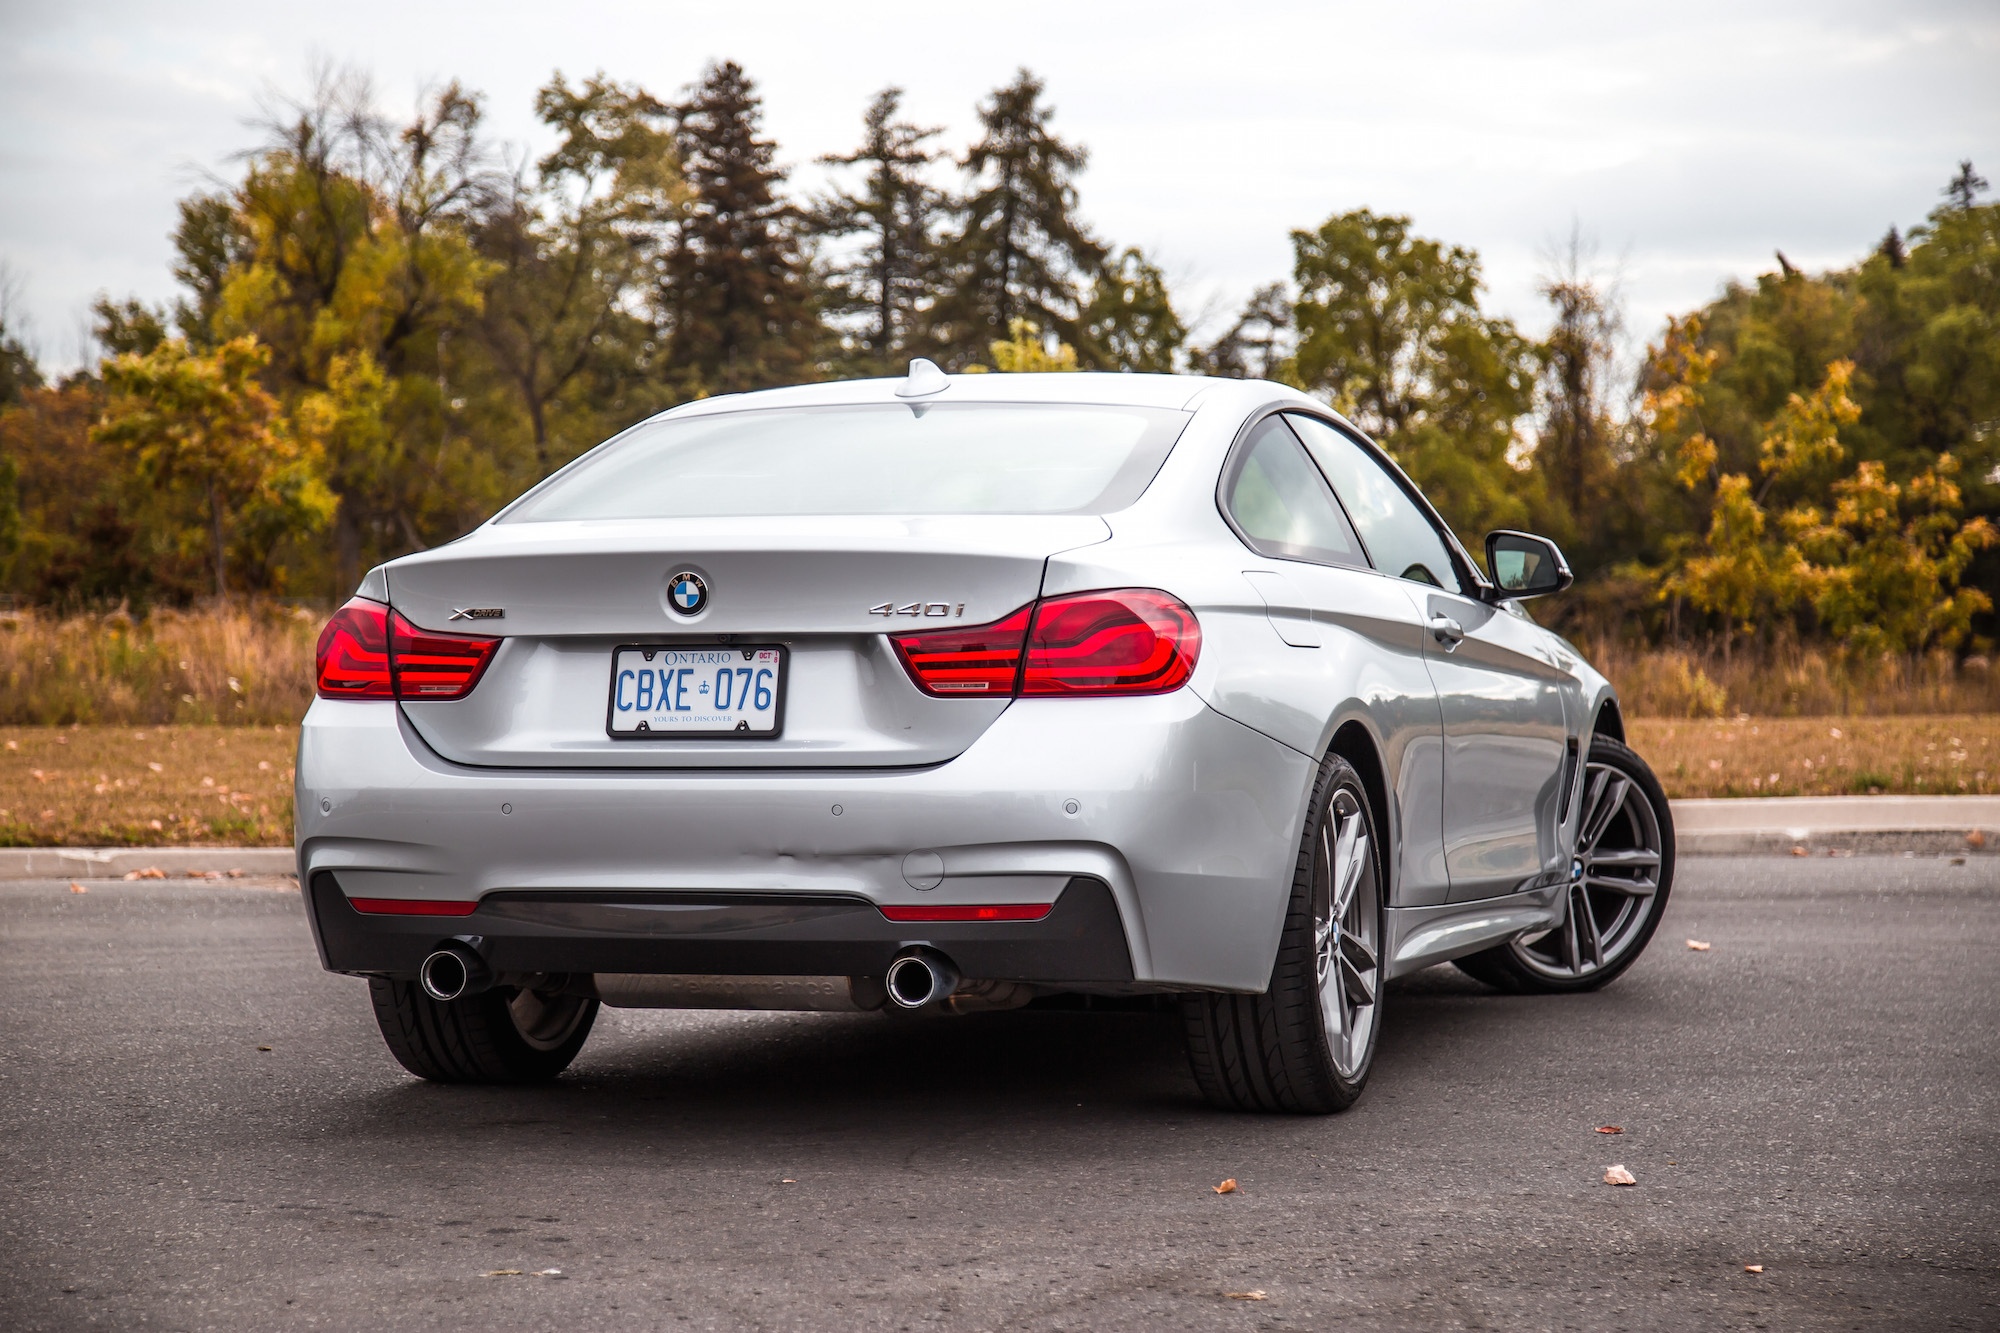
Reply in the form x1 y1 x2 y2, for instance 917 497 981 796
295 691 1314 991
306 871 1134 981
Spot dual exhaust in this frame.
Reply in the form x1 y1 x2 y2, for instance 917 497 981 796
418 941 969 1011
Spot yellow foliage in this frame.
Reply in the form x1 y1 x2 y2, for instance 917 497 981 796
987 319 1078 373
1760 359 1859 483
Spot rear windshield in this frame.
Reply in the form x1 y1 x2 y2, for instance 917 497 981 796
499 402 1189 521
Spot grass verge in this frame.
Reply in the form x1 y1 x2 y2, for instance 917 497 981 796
0 725 295 846
1628 715 1998 799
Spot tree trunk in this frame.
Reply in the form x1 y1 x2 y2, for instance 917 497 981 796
334 501 362 599
208 479 227 598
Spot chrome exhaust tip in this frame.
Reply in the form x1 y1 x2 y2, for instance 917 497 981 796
884 949 961 1010
419 945 493 1002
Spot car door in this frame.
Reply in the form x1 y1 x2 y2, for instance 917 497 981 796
1286 414 1571 903
1215 414 1451 909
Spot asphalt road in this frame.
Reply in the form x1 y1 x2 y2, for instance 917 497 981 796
1 857 1995 1332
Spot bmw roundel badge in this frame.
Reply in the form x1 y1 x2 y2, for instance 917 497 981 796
667 570 708 616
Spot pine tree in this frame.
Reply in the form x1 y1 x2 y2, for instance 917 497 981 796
660 61 821 396
811 87 948 375
1194 283 1292 379
929 69 1105 369
1081 247 1187 372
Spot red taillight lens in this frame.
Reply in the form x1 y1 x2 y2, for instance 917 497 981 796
349 898 480 916
390 611 499 700
891 606 1032 696
889 590 1200 698
1022 589 1201 696
314 597 499 702
315 599 393 699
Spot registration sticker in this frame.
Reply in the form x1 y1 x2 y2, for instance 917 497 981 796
607 645 785 737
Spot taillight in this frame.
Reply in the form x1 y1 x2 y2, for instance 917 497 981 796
891 606 1032 696
1023 589 1200 695
391 614 499 700
315 599 392 699
890 589 1199 699
314 596 499 702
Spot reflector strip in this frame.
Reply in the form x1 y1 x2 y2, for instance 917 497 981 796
878 903 1053 923
349 898 480 916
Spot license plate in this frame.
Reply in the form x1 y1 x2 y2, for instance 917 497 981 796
606 645 785 737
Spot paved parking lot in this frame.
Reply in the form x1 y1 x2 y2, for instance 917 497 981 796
1 856 1994 1331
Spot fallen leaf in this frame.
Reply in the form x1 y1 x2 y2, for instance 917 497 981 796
1686 939 1712 951
1603 1164 1637 1186
1213 1178 1239 1194
67 882 87 894
1969 830 1987 850
30 769 44 782
4 739 14 750
1224 1290 1268 1301
780 1178 797 1184
532 1268 563 1276
147 762 164 773
147 820 163 831
1789 845 1807 857
1744 1265 1763 1273
123 867 167 881
1595 1125 1623 1134
257 1045 272 1052
481 1269 524 1277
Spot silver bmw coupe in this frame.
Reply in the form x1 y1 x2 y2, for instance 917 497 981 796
299 363 1675 1113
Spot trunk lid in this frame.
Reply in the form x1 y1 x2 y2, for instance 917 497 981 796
386 514 1108 768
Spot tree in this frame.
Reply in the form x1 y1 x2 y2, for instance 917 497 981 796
811 87 949 374
1943 160 1989 211
1193 283 1291 380
660 61 822 396
1533 234 1622 549
929 69 1106 368
1081 247 1186 372
1291 209 1539 547
92 297 171 358
95 337 335 596
1792 453 1996 668
0 265 41 406
477 72 680 476
979 318 1078 373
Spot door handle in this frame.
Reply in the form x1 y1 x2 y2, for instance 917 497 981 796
1429 614 1464 650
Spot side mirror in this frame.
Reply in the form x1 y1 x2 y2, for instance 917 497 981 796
1484 530 1573 598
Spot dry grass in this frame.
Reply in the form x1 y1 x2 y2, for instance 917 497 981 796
1630 715 2000 799
0 725 296 846
0 604 320 726
1592 641 2000 718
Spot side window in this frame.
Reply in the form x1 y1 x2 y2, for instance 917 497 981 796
1221 416 1367 568
1286 414 1465 595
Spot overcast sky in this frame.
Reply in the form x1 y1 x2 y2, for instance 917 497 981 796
2 0 1995 374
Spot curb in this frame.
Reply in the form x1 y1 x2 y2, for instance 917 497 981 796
0 847 296 880
1670 795 1998 857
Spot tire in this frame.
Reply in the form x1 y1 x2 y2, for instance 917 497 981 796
1182 752 1385 1114
368 978 598 1083
1454 734 1676 994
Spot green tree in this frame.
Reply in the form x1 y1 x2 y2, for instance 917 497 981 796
930 69 1106 369
811 87 949 374
1081 247 1187 372
1193 283 1291 380
1532 237 1621 553
95 337 335 596
1291 209 1539 548
477 72 680 476
660 61 822 396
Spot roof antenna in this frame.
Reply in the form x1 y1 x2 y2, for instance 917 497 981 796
895 358 950 398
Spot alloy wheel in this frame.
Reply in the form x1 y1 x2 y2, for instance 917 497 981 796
1313 787 1381 1079
1508 760 1665 982
507 987 595 1052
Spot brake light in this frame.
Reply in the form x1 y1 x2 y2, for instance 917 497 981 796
1023 589 1200 696
891 606 1032 696
349 897 480 916
391 614 500 700
315 599 392 698
889 589 1199 698
314 597 499 702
